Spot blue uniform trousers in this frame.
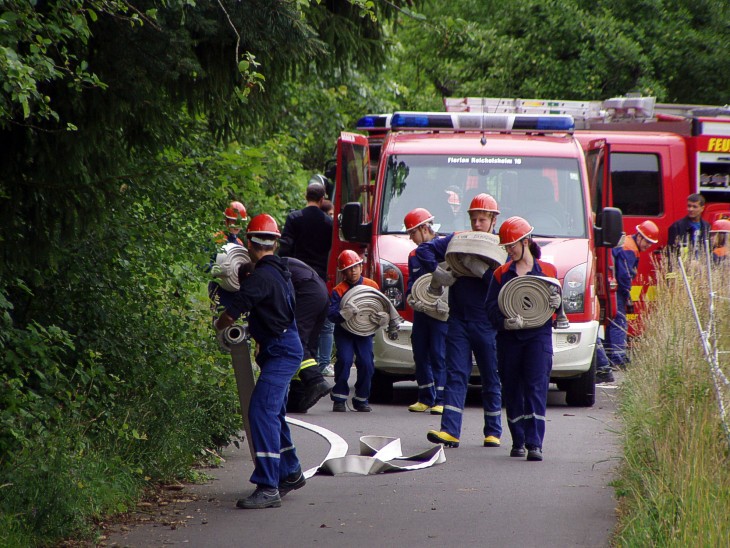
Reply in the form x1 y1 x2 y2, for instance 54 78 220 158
410 311 447 407
595 336 611 374
497 335 552 450
605 297 628 366
331 326 374 405
249 328 303 489
440 317 502 439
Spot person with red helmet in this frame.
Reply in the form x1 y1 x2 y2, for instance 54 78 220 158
403 208 447 414
486 216 559 461
604 220 659 370
214 213 305 509
710 218 730 264
420 193 503 449
221 201 248 245
327 250 381 412
209 201 249 315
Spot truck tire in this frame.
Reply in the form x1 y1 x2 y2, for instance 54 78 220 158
369 370 395 403
564 352 596 407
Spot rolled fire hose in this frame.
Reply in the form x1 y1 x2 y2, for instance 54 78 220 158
211 243 251 292
445 231 507 277
498 275 570 329
410 273 449 321
340 285 403 337
285 418 446 478
225 324 257 461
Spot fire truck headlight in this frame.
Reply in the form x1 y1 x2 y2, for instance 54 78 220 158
562 263 586 314
380 259 405 309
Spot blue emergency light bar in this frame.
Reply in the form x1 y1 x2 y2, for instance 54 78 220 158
356 114 392 130
389 112 575 132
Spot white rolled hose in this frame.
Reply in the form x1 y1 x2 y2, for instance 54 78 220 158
498 275 567 329
445 231 507 277
410 274 449 321
211 243 250 292
340 285 403 337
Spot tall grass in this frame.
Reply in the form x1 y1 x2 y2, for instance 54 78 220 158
615 258 730 546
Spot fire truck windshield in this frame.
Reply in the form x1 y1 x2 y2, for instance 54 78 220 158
379 154 587 238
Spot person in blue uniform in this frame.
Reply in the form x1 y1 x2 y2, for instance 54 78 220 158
328 250 381 412
487 216 559 462
403 207 447 415
423 193 503 449
605 221 659 368
214 214 305 510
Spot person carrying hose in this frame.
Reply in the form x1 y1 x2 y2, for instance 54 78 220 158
404 207 447 415
214 214 305 509
422 193 503 449
328 250 382 412
486 216 559 462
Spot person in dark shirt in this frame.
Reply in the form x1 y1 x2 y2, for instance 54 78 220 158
215 214 305 510
284 257 332 413
279 177 333 280
667 193 711 260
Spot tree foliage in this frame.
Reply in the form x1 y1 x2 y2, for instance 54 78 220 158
392 0 730 104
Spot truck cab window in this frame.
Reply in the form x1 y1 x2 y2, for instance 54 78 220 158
610 153 662 216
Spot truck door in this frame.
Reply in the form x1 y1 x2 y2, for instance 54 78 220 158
585 140 615 327
327 132 372 289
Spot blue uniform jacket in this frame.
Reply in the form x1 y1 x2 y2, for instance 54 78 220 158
612 235 639 302
226 255 296 344
415 233 494 322
487 259 558 341
327 276 380 325
406 235 445 295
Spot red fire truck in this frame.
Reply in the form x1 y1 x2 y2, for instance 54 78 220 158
328 108 623 407
328 96 730 407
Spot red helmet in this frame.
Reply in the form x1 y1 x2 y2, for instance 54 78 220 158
246 214 280 239
499 216 534 246
337 249 363 271
404 208 434 232
467 193 500 214
635 220 659 244
224 201 248 222
710 219 730 233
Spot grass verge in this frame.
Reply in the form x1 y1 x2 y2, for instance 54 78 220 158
614 260 730 545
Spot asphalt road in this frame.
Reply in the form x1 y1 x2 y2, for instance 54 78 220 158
106 375 621 548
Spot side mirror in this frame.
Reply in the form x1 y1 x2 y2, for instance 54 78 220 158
341 202 372 243
594 207 623 247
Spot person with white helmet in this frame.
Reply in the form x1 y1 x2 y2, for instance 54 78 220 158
403 208 447 414
486 216 559 462
605 220 659 368
328 250 381 412
710 218 730 264
421 193 503 449
214 214 305 509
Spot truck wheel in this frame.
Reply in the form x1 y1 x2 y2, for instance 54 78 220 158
564 352 596 407
369 370 394 403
